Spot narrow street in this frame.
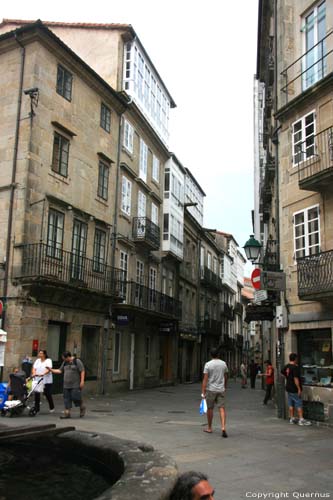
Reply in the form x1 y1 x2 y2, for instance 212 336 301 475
3 380 333 499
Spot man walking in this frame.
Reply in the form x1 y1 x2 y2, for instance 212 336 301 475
201 347 228 438
281 353 311 426
50 351 86 419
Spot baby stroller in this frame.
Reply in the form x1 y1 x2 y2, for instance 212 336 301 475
1 371 43 417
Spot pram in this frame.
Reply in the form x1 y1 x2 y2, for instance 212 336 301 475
1 371 43 417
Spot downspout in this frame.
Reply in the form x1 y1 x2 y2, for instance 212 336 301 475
0 34 25 381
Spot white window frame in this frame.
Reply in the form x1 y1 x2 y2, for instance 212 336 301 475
137 191 147 218
292 110 316 166
121 176 132 216
293 204 320 260
149 266 157 290
151 202 159 225
207 252 212 270
152 155 160 183
302 1 326 90
136 260 144 284
113 331 121 374
139 138 148 182
123 120 134 153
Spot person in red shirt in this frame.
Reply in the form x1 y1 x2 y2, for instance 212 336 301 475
259 359 274 405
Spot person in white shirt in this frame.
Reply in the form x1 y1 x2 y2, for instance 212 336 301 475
31 350 55 413
201 348 228 438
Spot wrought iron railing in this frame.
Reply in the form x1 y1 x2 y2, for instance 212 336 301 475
281 31 333 106
200 266 223 291
221 302 234 320
297 127 333 186
15 243 124 296
234 302 243 315
199 318 221 336
132 217 160 249
297 249 333 298
120 281 182 319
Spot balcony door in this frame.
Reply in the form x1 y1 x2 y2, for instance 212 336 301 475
47 322 67 394
137 191 147 237
302 1 326 90
71 219 87 281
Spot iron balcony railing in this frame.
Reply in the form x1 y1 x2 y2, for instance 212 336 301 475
281 31 333 106
120 280 182 319
199 318 221 336
297 127 333 189
15 243 124 296
221 302 234 320
200 266 223 291
297 249 333 299
132 217 160 250
234 302 243 315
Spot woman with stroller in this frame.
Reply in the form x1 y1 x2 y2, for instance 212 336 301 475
31 350 55 413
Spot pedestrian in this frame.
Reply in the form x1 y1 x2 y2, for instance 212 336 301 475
201 347 228 438
249 359 258 389
50 351 85 419
281 352 311 426
259 359 274 405
240 361 247 388
170 471 215 500
31 349 55 413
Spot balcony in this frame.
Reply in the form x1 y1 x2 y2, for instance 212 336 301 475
236 334 244 348
297 250 333 300
119 281 182 319
234 302 243 315
200 266 223 291
281 31 333 108
297 127 333 192
220 334 234 351
132 217 160 250
14 243 123 297
199 318 222 336
220 302 234 320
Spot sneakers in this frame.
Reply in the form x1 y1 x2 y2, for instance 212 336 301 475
298 418 311 426
49 409 55 413
289 418 298 424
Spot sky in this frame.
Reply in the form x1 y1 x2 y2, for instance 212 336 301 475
1 0 258 271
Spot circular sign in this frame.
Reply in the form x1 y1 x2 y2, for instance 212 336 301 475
0 300 3 316
251 268 261 290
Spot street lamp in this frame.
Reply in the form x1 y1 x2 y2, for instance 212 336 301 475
243 235 262 263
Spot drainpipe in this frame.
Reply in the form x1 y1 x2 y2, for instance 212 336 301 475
0 35 25 382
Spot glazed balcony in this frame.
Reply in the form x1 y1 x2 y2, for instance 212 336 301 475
200 266 223 291
297 127 333 192
281 31 333 108
132 217 160 250
14 243 123 297
119 281 182 319
297 250 333 300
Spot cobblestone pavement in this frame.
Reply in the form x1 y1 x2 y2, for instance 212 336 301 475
2 379 333 500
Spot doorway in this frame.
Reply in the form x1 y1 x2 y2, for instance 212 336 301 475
81 326 100 381
47 322 67 394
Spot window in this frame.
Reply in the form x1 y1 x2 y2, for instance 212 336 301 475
121 176 132 216
100 103 111 133
152 155 160 183
298 328 332 387
200 247 205 268
123 120 134 153
136 260 144 284
137 191 147 218
207 253 212 270
162 267 167 294
97 161 109 200
47 209 64 259
113 331 121 374
163 214 169 240
151 202 159 225
52 132 69 177
71 220 88 281
120 251 128 299
149 267 157 290
93 229 106 272
292 112 315 165
56 65 72 101
139 139 148 182
168 270 174 297
135 260 144 306
145 336 151 371
213 257 218 275
293 205 320 259
302 1 326 90
164 168 170 198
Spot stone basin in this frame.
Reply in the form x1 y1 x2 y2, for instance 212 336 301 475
0 424 178 499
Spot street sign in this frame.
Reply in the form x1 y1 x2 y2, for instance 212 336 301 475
261 271 286 291
251 268 261 290
254 289 268 303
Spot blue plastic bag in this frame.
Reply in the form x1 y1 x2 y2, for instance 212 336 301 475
199 398 207 415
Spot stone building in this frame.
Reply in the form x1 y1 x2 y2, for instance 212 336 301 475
255 0 333 423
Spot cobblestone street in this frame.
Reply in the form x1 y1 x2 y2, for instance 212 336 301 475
3 379 333 500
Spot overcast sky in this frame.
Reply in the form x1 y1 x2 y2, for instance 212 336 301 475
2 0 258 270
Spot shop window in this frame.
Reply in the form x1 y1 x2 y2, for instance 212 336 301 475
298 329 332 387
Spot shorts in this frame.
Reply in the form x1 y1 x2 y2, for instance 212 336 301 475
287 392 303 409
63 388 82 409
206 390 225 409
